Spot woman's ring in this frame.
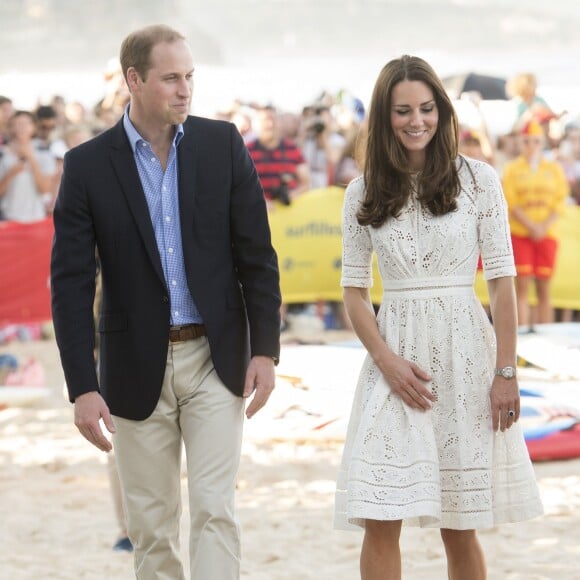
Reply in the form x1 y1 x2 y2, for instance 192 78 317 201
508 410 515 418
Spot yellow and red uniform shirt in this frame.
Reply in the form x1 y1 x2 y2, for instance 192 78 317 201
502 156 568 239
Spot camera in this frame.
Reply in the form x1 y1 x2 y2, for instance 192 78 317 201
307 117 326 137
270 173 292 206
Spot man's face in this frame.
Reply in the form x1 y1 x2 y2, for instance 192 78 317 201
256 109 278 141
130 40 194 127
36 117 57 141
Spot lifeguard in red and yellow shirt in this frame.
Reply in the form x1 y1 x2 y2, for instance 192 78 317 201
502 120 568 329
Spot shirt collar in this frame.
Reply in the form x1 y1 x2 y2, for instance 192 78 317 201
123 105 184 153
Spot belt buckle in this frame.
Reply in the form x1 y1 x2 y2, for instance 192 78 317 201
169 323 203 343
169 325 185 343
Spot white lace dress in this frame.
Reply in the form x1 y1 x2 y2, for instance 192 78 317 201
335 158 543 531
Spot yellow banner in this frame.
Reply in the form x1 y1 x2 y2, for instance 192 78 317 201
270 188 580 309
475 204 580 309
269 187 345 302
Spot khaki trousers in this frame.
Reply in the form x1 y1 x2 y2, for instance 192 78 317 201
113 337 245 580
106 451 128 538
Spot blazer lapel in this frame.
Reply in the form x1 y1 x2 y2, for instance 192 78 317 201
109 121 166 287
177 119 197 262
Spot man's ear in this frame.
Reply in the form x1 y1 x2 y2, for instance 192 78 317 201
126 67 141 93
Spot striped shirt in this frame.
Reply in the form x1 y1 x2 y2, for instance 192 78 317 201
246 138 305 200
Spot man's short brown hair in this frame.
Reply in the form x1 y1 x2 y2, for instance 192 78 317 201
120 24 186 82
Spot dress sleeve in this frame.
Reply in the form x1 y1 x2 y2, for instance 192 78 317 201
476 163 517 280
341 177 374 288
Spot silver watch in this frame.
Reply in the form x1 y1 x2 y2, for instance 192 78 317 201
495 366 516 379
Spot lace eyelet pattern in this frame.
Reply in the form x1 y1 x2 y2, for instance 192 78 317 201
335 159 543 530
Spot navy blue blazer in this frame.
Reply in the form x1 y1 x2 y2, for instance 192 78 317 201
51 116 281 420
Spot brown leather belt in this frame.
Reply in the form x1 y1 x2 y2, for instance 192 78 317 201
169 323 206 343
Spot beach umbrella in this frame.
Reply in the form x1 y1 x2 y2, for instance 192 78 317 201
442 72 507 100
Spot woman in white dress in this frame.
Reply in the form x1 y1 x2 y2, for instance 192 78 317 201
334 56 543 580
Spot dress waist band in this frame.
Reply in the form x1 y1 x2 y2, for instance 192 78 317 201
382 276 475 299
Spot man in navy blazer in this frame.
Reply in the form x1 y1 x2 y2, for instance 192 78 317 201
51 24 281 579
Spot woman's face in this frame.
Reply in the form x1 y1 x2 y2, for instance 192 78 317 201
390 79 439 169
519 133 544 160
9 114 35 141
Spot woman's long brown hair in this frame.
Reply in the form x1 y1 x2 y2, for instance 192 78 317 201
357 55 461 227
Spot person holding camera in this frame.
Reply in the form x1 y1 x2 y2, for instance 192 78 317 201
247 105 311 209
0 110 57 222
301 105 346 189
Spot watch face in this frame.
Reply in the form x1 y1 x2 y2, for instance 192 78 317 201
502 367 516 379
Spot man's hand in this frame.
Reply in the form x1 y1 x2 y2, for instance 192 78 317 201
74 391 115 452
243 356 276 419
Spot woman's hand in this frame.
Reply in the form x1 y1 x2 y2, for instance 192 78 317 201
490 377 520 432
374 349 435 411
527 222 545 240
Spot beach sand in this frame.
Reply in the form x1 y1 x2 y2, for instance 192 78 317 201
1 336 579 580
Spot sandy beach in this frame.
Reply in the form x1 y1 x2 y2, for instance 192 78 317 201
1 336 579 580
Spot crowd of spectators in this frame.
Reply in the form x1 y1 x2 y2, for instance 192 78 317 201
2 64 578 559
1 66 579 330
0 60 130 223
456 72 580 326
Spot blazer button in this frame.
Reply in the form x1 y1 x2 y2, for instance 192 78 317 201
161 295 169 304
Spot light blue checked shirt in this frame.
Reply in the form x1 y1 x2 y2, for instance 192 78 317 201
123 110 202 325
